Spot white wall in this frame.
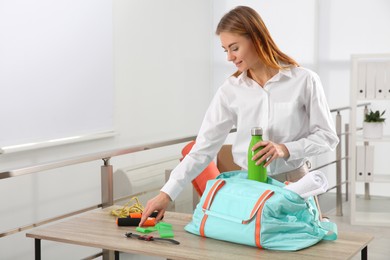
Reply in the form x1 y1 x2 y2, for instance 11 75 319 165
0 0 115 149
318 0 390 109
113 0 214 146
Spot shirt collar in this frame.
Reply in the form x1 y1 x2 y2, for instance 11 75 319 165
278 67 293 78
232 67 293 87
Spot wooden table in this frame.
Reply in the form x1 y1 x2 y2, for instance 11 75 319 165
26 206 373 260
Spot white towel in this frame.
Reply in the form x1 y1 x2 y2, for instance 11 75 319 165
283 170 329 199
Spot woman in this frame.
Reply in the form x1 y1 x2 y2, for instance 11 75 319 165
140 6 338 225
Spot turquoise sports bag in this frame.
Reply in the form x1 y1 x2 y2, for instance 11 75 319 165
185 171 337 251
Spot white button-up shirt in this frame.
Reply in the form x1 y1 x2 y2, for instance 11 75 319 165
162 67 339 200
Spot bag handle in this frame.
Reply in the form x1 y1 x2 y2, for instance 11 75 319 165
200 179 225 237
201 179 274 222
202 179 226 211
243 189 274 224
199 179 274 239
254 190 274 249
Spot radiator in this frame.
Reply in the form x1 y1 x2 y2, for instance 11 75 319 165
114 156 194 213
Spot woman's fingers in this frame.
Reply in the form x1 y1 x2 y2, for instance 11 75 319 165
139 192 171 226
251 141 268 151
252 142 289 166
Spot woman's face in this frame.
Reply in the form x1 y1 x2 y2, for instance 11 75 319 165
220 32 260 72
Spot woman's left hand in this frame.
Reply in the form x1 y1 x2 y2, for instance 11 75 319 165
251 141 290 167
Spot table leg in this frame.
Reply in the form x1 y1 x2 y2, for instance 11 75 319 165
35 239 41 260
361 246 367 260
103 249 119 259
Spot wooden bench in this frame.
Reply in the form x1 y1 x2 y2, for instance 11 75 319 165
26 206 373 260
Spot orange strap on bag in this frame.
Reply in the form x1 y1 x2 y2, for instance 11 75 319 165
254 190 274 248
199 179 225 237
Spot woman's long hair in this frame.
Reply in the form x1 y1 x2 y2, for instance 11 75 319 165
216 6 299 76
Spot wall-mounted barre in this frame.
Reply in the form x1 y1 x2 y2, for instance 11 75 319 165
0 130 116 155
0 135 198 179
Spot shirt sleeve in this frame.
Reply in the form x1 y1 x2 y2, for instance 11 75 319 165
161 88 235 201
284 72 339 161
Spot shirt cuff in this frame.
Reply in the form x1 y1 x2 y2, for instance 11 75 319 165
160 178 183 202
283 141 304 161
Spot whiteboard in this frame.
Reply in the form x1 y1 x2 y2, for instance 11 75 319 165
0 0 114 149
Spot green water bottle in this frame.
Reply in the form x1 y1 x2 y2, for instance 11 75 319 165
247 127 267 182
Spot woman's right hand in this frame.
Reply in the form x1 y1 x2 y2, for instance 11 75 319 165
139 191 171 226
252 140 290 167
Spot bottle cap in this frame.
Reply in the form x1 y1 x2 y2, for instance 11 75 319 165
251 127 263 136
